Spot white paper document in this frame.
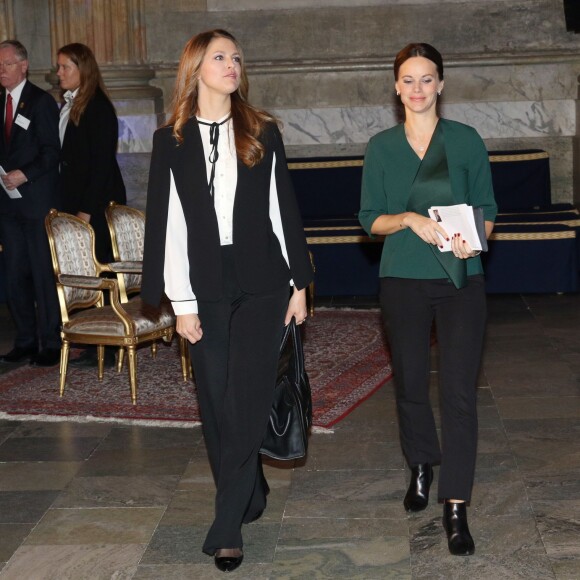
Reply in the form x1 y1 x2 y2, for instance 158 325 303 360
0 165 22 199
428 204 482 252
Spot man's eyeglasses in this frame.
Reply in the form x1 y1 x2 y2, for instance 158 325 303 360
0 61 22 70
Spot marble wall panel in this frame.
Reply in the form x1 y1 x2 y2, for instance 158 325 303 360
272 101 575 147
274 105 575 201
273 106 394 146
442 100 575 139
117 114 158 154
118 153 151 212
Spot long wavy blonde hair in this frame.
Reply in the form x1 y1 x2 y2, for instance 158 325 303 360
166 29 276 168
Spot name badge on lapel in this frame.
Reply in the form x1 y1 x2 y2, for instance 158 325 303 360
14 114 30 130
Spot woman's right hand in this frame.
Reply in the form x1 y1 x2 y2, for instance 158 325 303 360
403 212 449 247
176 313 203 344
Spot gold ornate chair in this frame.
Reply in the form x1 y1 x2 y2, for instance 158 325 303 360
308 251 315 317
105 201 191 379
45 209 180 404
105 202 144 300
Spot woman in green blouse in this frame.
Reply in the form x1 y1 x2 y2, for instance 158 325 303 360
359 43 497 556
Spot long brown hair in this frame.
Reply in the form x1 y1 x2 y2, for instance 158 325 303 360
57 43 111 125
167 29 276 168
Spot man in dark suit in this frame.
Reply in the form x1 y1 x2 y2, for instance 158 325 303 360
0 39 61 366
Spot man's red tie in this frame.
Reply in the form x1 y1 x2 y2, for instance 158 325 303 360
5 93 13 144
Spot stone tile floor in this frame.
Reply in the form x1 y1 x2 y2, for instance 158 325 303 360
0 293 578 579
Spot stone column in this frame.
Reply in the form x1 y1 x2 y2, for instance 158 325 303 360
0 0 15 41
48 0 149 66
46 0 164 207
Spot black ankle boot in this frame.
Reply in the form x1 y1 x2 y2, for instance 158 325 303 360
443 501 475 556
403 463 433 512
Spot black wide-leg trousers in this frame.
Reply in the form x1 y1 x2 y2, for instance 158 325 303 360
380 275 487 501
190 246 288 555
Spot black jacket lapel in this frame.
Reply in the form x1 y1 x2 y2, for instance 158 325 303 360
6 81 33 149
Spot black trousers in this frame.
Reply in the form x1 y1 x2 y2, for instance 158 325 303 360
190 246 289 555
90 212 114 264
0 212 61 350
380 275 486 501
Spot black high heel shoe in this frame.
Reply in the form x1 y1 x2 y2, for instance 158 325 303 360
442 501 475 556
403 463 433 512
214 549 244 572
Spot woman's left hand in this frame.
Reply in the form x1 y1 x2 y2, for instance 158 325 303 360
285 287 307 326
450 233 479 260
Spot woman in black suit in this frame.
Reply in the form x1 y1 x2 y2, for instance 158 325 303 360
57 42 126 263
56 43 126 367
142 29 313 573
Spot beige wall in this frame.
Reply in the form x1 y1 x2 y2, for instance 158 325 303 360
5 0 580 205
142 0 580 204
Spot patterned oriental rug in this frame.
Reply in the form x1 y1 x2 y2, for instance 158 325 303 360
0 309 392 429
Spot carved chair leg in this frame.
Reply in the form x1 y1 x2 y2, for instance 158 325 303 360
117 348 124 373
179 336 190 382
308 280 315 318
59 341 70 397
308 250 315 317
127 345 138 405
151 341 158 359
97 345 105 381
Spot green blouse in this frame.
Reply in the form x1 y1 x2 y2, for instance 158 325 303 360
359 119 498 280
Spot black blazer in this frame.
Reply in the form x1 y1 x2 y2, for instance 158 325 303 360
142 118 313 307
0 81 60 219
60 87 126 215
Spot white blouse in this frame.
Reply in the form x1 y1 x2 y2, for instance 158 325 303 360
163 116 290 315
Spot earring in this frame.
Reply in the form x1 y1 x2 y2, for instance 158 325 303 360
437 91 442 96
396 91 400 96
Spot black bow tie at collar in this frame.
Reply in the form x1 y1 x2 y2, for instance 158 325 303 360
197 115 231 199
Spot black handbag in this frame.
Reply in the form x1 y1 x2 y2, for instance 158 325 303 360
260 318 312 460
